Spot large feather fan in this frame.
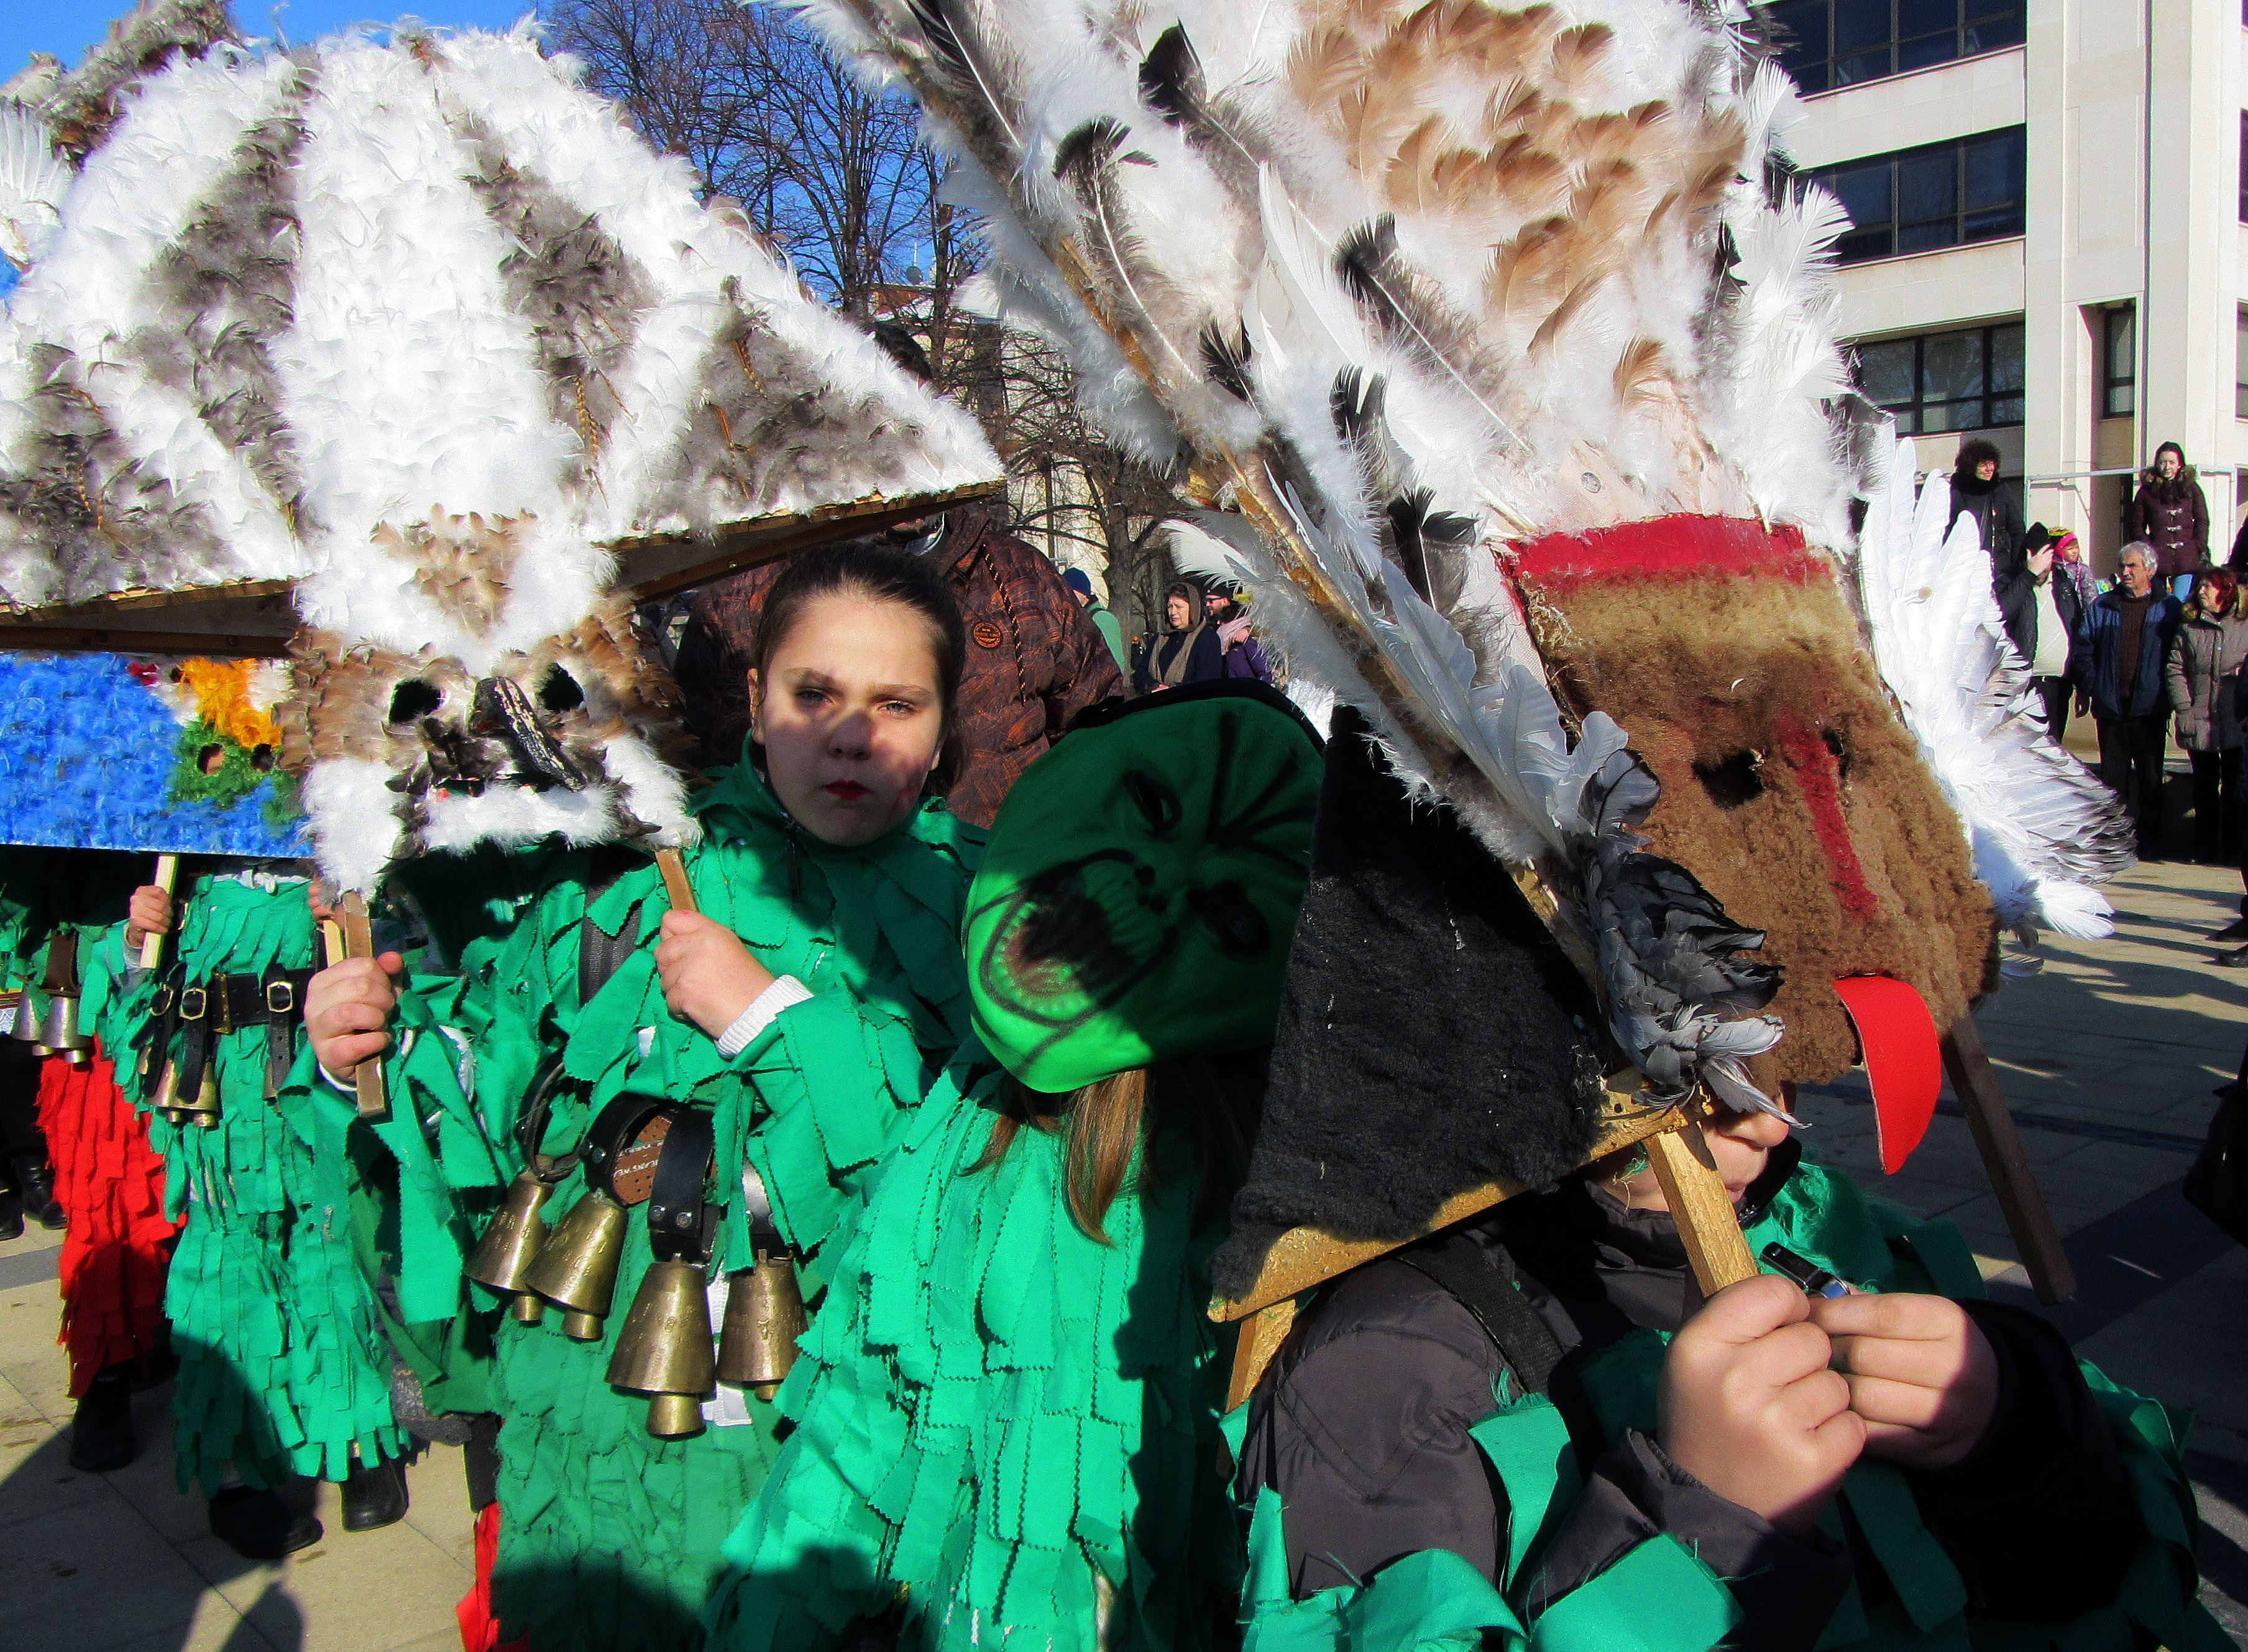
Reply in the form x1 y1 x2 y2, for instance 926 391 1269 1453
796 0 1874 1105
1854 434 2134 940
0 23 1001 893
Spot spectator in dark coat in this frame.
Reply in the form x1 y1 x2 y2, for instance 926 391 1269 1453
2127 441 2210 589
1993 523 2085 739
1132 577 1226 694
2071 542 2184 858
1946 436 2022 569
672 503 1125 830
1203 581 1275 683
2168 571 2248 962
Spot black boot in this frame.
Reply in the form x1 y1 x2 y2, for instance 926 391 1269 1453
0 1189 21 1243
2214 918 2248 942
2216 944 2248 968
67 1367 136 1472
9 1154 62 1231
209 1486 322 1559
341 1456 408 1533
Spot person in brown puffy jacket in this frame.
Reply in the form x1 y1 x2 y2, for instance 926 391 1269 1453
2127 441 2211 590
672 503 1124 829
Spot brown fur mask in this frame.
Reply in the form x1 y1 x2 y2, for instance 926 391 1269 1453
1512 515 1996 1086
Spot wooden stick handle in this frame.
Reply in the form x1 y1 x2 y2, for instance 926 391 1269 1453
1940 1015 2074 1304
139 855 179 971
1226 1298 1298 1414
655 847 698 915
1645 1122 1759 1296
337 893 389 1121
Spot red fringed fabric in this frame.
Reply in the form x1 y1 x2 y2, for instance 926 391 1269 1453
37 1042 178 1395
459 1503 531 1652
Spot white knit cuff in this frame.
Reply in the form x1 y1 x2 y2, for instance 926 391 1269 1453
715 975 812 1059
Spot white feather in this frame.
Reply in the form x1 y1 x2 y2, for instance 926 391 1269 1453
0 105 71 269
1853 433 2133 937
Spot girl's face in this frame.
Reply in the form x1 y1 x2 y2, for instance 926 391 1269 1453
1605 1100 1796 1211
749 590 948 847
2159 451 2181 480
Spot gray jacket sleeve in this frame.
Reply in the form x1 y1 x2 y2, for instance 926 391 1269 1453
1236 1260 1852 1651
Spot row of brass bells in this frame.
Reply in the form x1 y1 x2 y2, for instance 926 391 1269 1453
607 1257 715 1438
716 1249 806 1402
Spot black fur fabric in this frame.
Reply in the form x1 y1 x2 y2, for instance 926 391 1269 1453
1209 707 1608 1299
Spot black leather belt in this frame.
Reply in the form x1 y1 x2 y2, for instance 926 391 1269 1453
208 969 315 1035
141 966 315 1108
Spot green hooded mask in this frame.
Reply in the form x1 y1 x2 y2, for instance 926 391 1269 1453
965 681 1322 1093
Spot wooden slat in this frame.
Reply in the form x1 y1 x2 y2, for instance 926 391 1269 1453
654 847 699 915
1941 1014 2075 1304
1209 1092 1680 1323
1645 1124 1759 1293
137 855 179 971
1224 1300 1298 1413
337 893 389 1121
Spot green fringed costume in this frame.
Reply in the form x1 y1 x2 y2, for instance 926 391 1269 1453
385 761 981 1652
704 683 1323 1652
704 1078 1243 1651
105 865 407 1492
1238 1161 2230 1652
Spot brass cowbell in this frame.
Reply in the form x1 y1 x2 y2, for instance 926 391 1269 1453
523 1187 628 1340
605 1257 715 1438
467 1167 556 1326
172 1062 223 1131
715 1249 807 1402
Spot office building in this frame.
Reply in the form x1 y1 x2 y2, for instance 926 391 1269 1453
1779 0 2242 571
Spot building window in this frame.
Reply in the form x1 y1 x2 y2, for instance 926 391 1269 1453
1851 321 2024 433
2237 310 2248 418
1809 128 2025 264
2104 307 2136 419
1770 0 2024 94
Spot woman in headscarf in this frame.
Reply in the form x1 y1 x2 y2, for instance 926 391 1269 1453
1131 577 1226 694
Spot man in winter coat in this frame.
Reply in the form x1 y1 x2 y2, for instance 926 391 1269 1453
2071 542 2184 857
1993 523 2085 738
672 502 1125 829
2127 441 2210 590
1945 437 2022 569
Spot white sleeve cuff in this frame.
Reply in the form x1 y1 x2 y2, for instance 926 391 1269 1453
715 975 812 1059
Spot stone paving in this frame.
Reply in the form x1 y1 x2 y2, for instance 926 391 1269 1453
1 860 2245 1650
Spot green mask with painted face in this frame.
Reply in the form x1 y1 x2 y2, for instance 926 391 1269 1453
965 682 1321 1093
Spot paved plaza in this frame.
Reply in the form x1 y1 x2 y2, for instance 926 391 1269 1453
1 858 2245 1650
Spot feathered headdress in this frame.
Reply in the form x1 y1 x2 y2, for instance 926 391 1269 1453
0 21 1002 893
794 0 2128 1266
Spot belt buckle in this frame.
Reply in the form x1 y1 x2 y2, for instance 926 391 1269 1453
178 985 207 1023
150 984 175 1018
265 979 295 1017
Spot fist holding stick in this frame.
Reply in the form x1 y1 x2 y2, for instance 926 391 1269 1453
654 910 774 1039
306 953 404 1082
124 886 175 953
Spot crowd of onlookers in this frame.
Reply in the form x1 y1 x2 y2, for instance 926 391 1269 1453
1954 436 2248 961
1059 567 1275 694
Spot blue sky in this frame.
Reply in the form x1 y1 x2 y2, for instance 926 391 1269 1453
4 0 539 81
